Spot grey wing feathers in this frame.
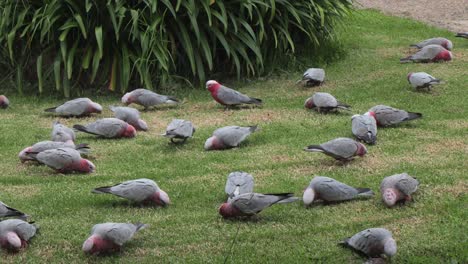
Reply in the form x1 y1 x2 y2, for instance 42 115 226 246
225 172 254 197
101 179 158 202
312 176 358 201
232 193 293 214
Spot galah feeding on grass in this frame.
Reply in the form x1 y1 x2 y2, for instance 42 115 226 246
51 121 76 143
110 106 148 131
367 105 422 127
73 118 136 138
19 141 89 163
92 178 170 206
304 92 350 113
303 176 374 206
162 119 195 143
351 113 377 145
0 95 9 109
410 37 453 50
206 80 262 108
121 88 179 109
297 68 325 87
0 201 27 219
219 193 295 218
455 32 468 39
204 125 259 151
44 98 102 117
381 173 419 207
225 171 255 200
28 147 95 173
407 72 442 90
0 219 37 251
304 137 367 161
82 222 147 255
340 228 397 259
400 44 452 63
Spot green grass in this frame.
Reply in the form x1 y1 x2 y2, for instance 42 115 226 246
1 10 467 263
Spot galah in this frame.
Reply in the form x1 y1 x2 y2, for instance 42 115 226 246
19 141 89 163
82 222 147 254
303 176 374 206
206 80 262 108
162 119 195 143
340 228 397 258
455 32 468 39
367 105 422 127
0 95 9 109
400 44 452 63
92 178 170 206
304 137 367 161
410 37 453 50
407 72 442 90
29 147 95 173
51 121 76 143
381 173 419 207
304 92 350 113
0 219 37 251
0 201 27 219
109 106 148 131
121 88 179 109
297 68 325 87
44 98 102 117
225 171 254 200
204 125 259 151
351 113 377 145
219 193 295 218
73 118 136 138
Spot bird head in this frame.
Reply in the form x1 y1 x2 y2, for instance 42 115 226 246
78 159 95 173
122 124 137 138
304 97 315 109
382 188 399 207
152 190 171 206
206 80 221 92
302 187 315 206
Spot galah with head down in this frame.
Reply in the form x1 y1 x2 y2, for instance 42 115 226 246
351 113 377 145
206 80 262 108
340 228 397 259
407 72 442 90
304 137 367 161
0 95 9 109
19 141 90 163
73 118 136 138
44 98 102 117
121 88 179 109
110 106 148 131
162 119 195 143
455 32 468 39
400 44 452 63
0 201 28 220
0 219 37 251
225 171 255 200
27 147 95 173
204 125 259 151
51 121 76 143
82 222 147 254
304 92 350 113
367 105 422 127
92 178 170 206
381 173 419 207
297 68 325 87
219 193 296 218
410 37 453 50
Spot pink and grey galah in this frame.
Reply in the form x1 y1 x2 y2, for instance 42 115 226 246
381 173 419 207
162 119 195 143
0 201 27 220
206 80 262 108
51 121 76 143
0 219 37 251
92 178 170 206
297 68 325 87
0 95 9 109
400 44 452 63
340 228 397 258
204 125 259 151
73 118 136 138
304 92 350 113
303 176 374 206
225 171 255 200
44 98 102 117
82 222 147 255
29 147 95 173
219 193 295 218
455 32 468 39
407 72 442 90
110 106 148 131
304 137 367 161
19 141 90 163
351 113 377 145
410 37 453 50
121 88 179 109
367 105 422 127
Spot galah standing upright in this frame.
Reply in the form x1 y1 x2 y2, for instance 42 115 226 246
297 68 325 87
407 72 442 90
27 147 95 173
121 88 179 109
206 80 262 108
51 121 76 143
455 32 468 39
304 92 351 113
110 106 148 131
380 173 419 207
351 113 377 145
225 171 255 200
0 219 37 251
303 176 374 206
44 98 102 117
340 228 397 258
0 201 27 219
219 193 295 218
0 95 9 109
400 44 452 63
162 119 195 143
73 118 136 138
82 222 147 254
367 105 422 127
410 37 453 50
204 125 259 151
19 141 90 163
92 178 170 206
304 137 367 161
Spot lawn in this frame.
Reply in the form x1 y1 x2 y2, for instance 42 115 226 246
0 9 467 263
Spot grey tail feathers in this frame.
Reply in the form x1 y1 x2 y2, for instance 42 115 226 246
304 145 324 152
455 33 468 38
400 57 412 63
249 125 260 132
337 101 351 110
73 125 99 135
134 222 148 231
406 112 422 121
167 96 180 103
249 97 263 105
356 188 374 197
3 206 27 218
76 143 90 154
91 186 112 194
409 44 421 48
338 237 351 247
44 107 57 112
264 193 295 202
276 196 300 204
